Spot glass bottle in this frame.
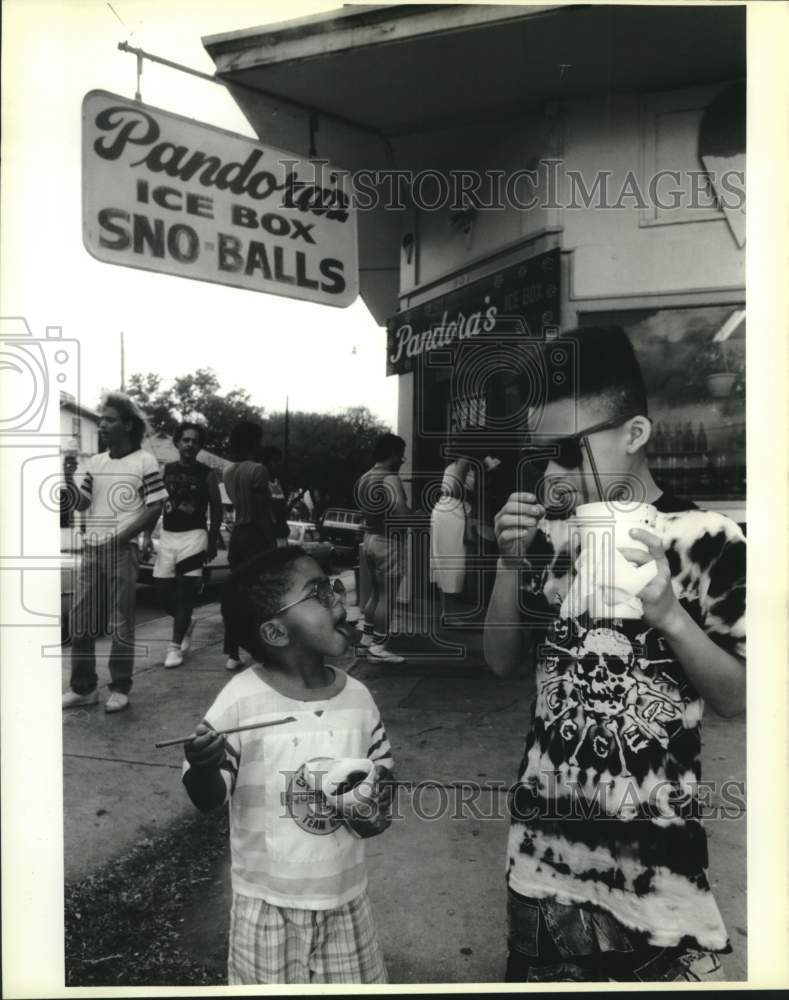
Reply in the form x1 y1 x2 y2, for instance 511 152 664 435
653 421 666 454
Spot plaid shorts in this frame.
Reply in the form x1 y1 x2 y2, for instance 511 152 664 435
228 889 388 985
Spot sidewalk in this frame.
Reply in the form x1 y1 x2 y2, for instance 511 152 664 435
62 582 747 983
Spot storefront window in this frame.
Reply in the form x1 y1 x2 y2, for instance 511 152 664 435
579 306 745 503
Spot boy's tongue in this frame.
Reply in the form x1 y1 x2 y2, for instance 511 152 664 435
334 619 361 643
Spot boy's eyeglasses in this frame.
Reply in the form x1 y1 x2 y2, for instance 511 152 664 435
526 412 644 501
275 577 346 616
541 412 642 471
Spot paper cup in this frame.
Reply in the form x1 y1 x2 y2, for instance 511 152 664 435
573 501 657 558
568 502 659 619
322 757 376 813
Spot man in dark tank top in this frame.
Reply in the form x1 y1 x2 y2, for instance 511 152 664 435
150 422 222 669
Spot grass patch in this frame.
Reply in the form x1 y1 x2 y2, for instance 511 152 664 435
65 809 229 986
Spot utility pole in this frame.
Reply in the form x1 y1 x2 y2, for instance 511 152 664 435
284 396 290 476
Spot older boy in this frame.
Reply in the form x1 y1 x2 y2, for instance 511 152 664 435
183 547 394 984
484 326 745 982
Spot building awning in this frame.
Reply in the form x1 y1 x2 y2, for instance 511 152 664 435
203 3 745 323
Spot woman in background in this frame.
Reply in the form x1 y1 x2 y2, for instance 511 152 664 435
430 443 476 619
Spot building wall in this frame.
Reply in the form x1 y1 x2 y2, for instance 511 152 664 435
561 85 744 309
398 82 744 309
59 406 99 469
394 82 745 517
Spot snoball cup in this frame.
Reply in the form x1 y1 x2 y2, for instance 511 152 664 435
568 502 660 619
572 501 658 561
323 757 377 815
303 758 378 816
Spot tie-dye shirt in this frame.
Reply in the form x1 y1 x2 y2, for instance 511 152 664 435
507 497 746 952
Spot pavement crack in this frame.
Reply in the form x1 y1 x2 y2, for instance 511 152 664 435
64 752 182 770
411 725 444 737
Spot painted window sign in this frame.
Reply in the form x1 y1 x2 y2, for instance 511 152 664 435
386 249 560 376
81 91 358 307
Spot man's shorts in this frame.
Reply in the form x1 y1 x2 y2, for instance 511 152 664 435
228 889 387 984
153 528 207 578
361 533 402 582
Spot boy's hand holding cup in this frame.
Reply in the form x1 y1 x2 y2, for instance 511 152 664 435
185 722 226 771
621 525 683 633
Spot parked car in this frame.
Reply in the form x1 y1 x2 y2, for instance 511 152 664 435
287 520 336 570
318 507 364 563
136 521 232 584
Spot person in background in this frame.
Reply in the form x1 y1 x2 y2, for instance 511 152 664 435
262 445 290 549
149 422 222 669
429 439 476 620
222 420 275 671
62 392 166 714
354 433 409 664
484 326 745 983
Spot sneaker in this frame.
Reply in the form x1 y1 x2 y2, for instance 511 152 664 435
164 645 184 669
105 691 129 713
180 621 196 654
225 657 243 672
62 689 98 709
367 644 405 664
360 633 374 648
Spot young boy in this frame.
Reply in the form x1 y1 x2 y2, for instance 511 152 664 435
183 546 394 984
484 326 745 983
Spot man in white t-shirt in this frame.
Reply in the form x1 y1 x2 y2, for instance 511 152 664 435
62 392 166 714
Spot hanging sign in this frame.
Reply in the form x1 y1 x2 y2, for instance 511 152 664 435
82 91 358 307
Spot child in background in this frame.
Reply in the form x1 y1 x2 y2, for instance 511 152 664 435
183 547 394 985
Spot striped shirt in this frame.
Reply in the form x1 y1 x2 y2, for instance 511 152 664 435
184 665 394 910
79 449 166 545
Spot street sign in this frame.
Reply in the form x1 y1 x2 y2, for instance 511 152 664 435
82 90 358 307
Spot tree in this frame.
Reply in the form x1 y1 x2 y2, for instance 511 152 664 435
126 373 174 437
127 370 391 508
264 406 390 512
127 368 264 454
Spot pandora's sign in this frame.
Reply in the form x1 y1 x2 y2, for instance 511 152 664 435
82 91 358 307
